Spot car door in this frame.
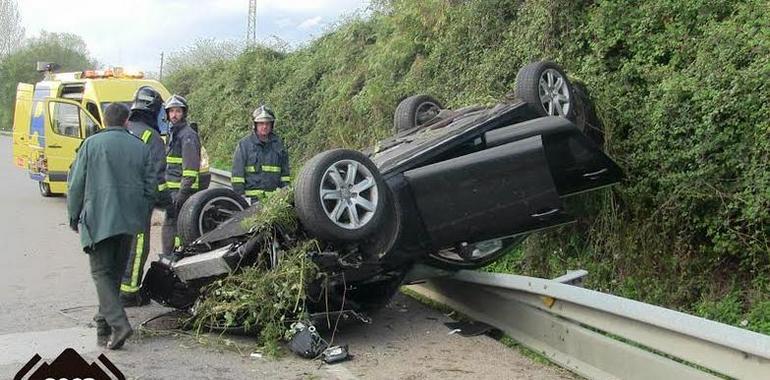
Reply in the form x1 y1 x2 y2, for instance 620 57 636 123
403 134 572 249
11 83 34 169
484 117 624 197
403 116 623 250
44 98 101 194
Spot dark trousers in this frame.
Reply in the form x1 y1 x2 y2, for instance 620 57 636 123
89 234 132 331
161 206 179 254
120 213 152 295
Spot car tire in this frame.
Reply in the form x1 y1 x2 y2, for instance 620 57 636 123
177 188 249 245
425 236 526 270
393 94 443 133
571 81 605 146
39 181 52 197
295 149 388 242
515 60 575 120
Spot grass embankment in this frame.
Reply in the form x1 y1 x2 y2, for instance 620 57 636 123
166 0 770 333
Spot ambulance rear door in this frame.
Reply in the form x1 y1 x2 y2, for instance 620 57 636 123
11 83 34 169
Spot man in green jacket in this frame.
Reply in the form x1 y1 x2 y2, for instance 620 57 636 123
67 103 156 350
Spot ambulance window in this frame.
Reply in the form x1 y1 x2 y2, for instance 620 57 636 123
86 102 101 124
50 103 81 138
60 84 84 101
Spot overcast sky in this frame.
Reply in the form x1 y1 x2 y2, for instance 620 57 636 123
17 0 369 72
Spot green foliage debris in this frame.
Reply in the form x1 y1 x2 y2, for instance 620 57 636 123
240 187 297 233
191 188 320 355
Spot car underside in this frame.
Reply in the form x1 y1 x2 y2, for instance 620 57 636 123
142 60 623 323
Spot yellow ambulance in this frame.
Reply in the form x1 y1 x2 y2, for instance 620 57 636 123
11 63 206 196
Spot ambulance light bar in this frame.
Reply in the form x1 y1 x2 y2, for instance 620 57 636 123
81 67 145 79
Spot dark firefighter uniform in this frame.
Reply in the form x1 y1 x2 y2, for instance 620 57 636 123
231 105 290 201
161 94 205 253
119 87 168 305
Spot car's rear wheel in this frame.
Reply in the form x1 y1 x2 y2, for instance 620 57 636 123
515 61 575 120
39 181 52 197
295 149 388 241
177 188 249 245
571 81 605 146
393 94 443 133
425 236 526 270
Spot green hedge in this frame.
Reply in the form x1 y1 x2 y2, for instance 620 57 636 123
165 0 770 332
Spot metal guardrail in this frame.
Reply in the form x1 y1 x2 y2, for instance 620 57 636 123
200 167 770 379
209 167 232 188
407 271 770 380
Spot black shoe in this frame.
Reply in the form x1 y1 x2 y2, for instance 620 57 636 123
97 333 110 347
120 292 150 307
95 321 111 347
107 326 133 350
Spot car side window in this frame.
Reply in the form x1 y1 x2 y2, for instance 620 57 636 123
86 102 101 125
81 108 99 137
50 102 81 138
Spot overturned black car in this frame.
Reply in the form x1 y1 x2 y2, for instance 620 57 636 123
143 60 623 316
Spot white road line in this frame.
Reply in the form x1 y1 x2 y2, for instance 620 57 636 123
0 327 96 366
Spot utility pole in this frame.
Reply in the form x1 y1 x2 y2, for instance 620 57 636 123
159 52 164 81
247 0 257 46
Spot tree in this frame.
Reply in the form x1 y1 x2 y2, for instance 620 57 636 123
0 0 24 59
0 32 97 129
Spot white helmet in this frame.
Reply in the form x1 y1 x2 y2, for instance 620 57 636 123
252 105 275 124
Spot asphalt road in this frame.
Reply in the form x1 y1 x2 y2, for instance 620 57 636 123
0 135 572 379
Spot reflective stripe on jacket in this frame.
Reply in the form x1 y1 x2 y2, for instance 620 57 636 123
231 132 290 198
165 122 202 193
127 120 167 196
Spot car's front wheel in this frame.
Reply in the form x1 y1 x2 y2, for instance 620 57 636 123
294 149 388 241
177 188 250 245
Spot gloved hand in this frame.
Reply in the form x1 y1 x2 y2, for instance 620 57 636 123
165 204 177 219
173 189 192 212
155 190 172 209
69 218 79 232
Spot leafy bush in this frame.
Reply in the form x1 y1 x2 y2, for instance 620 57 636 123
165 0 770 332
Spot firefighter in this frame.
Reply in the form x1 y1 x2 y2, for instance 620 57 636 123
161 94 202 254
119 86 167 307
67 103 155 349
231 105 290 203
